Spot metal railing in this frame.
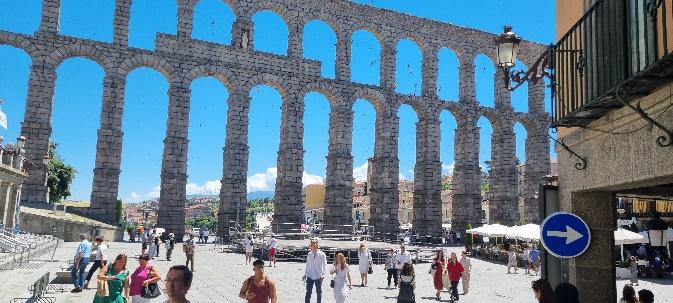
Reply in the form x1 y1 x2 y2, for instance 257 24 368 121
0 228 59 270
553 0 673 126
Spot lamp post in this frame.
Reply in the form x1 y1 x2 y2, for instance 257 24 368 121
495 25 553 91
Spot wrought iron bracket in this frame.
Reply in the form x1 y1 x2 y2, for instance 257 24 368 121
616 84 673 147
549 128 587 170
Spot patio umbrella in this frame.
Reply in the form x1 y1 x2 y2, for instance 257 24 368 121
614 228 648 261
506 224 540 241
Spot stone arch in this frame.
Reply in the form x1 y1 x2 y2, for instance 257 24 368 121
479 107 504 130
116 54 175 83
349 87 388 114
441 100 468 123
395 34 428 54
46 43 115 73
301 14 341 37
191 0 238 44
299 81 343 109
182 64 238 93
399 96 428 120
346 22 386 45
245 1 294 26
0 32 39 60
242 73 288 101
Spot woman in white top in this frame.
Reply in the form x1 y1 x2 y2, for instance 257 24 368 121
330 253 352 303
244 236 254 265
357 242 373 286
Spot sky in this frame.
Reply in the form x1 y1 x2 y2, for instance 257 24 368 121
0 0 556 203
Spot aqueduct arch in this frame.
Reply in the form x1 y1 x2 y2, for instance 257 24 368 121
2 0 550 240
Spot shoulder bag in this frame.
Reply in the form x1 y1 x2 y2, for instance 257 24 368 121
141 267 162 299
95 278 109 297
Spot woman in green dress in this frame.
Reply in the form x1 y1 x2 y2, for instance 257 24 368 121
94 253 130 303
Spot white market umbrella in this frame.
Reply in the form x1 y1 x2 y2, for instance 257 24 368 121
480 224 511 237
614 228 648 245
506 224 540 241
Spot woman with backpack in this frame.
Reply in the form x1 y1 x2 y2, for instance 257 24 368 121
239 259 277 303
397 263 416 303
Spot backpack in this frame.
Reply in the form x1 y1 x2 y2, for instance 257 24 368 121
398 276 415 302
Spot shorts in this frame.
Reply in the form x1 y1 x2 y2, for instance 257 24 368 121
533 260 540 267
268 248 277 257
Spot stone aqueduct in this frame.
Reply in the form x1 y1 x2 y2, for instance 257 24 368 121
0 0 550 240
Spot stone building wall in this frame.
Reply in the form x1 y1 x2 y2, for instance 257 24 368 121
1 0 549 240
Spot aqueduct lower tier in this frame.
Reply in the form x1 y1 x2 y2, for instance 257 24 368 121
1 0 550 240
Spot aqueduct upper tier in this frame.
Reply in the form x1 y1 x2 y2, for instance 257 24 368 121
0 0 550 240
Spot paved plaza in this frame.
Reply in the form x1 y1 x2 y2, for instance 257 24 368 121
1 241 672 303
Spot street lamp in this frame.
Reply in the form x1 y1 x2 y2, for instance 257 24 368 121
495 25 553 91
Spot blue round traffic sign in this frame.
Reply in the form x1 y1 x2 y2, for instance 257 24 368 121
540 212 591 258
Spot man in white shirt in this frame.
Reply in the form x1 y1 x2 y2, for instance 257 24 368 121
267 235 279 267
460 251 472 295
394 244 412 287
84 236 108 288
303 238 326 303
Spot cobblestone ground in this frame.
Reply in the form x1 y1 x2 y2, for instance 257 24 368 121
1 241 672 303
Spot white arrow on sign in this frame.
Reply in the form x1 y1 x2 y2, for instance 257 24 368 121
546 225 583 245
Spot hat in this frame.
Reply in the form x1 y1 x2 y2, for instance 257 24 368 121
169 232 174 237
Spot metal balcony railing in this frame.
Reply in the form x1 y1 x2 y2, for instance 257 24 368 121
553 0 673 126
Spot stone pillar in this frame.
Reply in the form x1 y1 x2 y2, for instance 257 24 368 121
39 0 61 33
177 0 195 39
380 38 396 89
336 32 351 82
112 0 132 47
489 119 519 225
458 52 476 103
232 17 254 50
523 126 550 223
273 90 305 232
287 21 303 58
20 63 56 205
218 90 249 237
529 81 545 114
90 74 125 225
451 116 482 234
0 181 8 226
494 68 512 110
369 109 399 238
323 105 354 230
157 83 191 241
570 191 616 302
412 114 443 241
6 185 19 228
422 46 438 97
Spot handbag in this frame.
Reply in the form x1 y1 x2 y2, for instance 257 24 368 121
368 265 373 274
330 278 335 288
95 279 109 297
141 283 161 298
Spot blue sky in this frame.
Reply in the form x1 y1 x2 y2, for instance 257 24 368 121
0 0 556 202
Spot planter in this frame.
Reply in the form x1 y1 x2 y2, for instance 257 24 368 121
616 267 631 279
649 229 667 247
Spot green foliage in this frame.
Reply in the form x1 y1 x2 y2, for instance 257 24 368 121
481 181 491 193
185 215 217 231
442 183 450 190
115 199 123 225
465 224 473 246
245 198 274 230
125 225 136 235
47 142 77 203
618 260 629 268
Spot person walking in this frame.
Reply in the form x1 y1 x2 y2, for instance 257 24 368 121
395 244 412 278
431 250 446 299
628 256 639 286
93 254 130 303
129 254 161 303
267 235 278 267
148 229 157 260
397 263 416 303
203 230 210 244
71 233 92 293
459 251 472 295
530 246 541 276
165 233 176 261
198 229 204 243
357 242 373 287
456 232 461 246
531 279 555 303
507 248 518 274
523 245 531 275
164 265 193 303
303 238 327 303
619 285 638 303
154 235 161 259
244 236 254 265
85 236 108 288
446 252 464 301
183 234 196 272
330 253 352 303
384 248 398 288
239 259 278 303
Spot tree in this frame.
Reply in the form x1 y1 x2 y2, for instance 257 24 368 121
47 142 77 203
185 215 217 231
115 199 123 225
480 181 491 193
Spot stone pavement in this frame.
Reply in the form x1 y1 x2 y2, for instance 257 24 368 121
1 242 672 303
